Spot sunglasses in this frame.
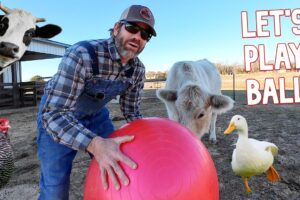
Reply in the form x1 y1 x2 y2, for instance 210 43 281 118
120 21 152 41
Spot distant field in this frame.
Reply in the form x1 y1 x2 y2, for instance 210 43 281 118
221 71 300 90
144 72 300 91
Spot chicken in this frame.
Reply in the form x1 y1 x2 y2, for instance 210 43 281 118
0 118 13 189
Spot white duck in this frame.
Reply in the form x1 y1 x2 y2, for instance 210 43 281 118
224 115 280 193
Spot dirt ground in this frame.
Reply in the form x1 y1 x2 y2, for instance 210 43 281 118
0 90 299 200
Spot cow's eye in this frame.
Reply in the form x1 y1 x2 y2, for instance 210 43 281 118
185 101 192 110
23 29 35 46
0 17 9 36
25 30 35 38
26 32 33 37
197 113 204 119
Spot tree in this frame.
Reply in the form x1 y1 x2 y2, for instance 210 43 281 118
156 71 167 79
30 75 44 82
145 71 156 79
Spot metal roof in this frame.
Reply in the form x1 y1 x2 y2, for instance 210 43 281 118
20 38 71 61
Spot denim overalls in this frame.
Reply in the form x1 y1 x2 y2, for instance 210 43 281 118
36 42 133 200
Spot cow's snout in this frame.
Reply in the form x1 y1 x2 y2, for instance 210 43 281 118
0 42 19 58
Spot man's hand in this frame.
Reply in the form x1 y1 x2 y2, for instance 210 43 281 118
87 136 137 190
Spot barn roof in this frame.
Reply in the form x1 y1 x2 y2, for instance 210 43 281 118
20 38 71 61
0 38 71 108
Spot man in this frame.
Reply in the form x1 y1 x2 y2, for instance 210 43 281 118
36 5 156 199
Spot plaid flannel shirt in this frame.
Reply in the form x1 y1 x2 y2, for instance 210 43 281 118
41 38 145 151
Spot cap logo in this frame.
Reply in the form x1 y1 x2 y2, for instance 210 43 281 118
140 8 152 21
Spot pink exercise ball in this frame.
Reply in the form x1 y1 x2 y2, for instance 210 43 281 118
84 117 219 200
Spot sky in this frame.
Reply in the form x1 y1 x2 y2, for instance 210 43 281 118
3 0 300 81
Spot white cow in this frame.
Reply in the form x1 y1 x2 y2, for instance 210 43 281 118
156 59 234 143
0 3 62 73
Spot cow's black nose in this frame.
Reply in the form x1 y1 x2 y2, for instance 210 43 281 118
0 42 19 57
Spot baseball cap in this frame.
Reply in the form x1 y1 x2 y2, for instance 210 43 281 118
120 5 156 36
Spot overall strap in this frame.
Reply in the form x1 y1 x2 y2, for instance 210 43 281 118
124 67 134 78
79 41 99 76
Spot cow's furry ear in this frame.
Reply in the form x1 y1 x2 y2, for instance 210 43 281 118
156 89 177 102
35 24 62 38
209 94 234 114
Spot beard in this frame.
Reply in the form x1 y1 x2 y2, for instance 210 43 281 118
114 34 144 60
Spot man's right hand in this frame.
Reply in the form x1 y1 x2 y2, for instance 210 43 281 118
87 136 137 190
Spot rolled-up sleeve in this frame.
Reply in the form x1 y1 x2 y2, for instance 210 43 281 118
42 47 96 151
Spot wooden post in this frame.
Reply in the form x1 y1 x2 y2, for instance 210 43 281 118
0 70 3 90
11 63 20 107
233 72 236 101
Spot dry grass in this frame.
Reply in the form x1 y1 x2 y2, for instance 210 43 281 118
0 90 299 200
144 72 300 91
221 71 300 90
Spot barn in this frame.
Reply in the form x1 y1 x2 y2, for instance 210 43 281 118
0 38 70 108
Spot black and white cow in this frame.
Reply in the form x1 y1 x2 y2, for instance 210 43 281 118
157 59 234 143
0 3 62 72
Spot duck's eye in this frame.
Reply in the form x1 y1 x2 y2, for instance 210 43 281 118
237 118 240 120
